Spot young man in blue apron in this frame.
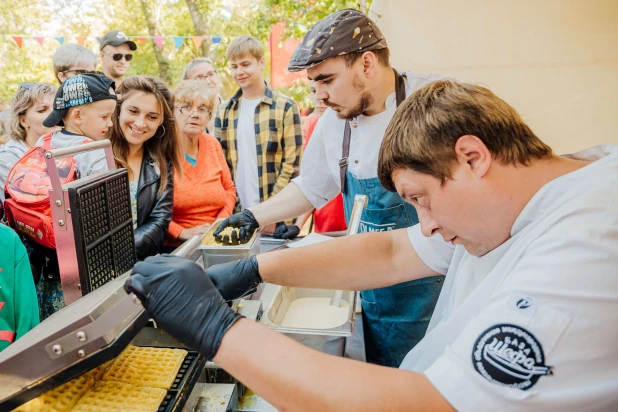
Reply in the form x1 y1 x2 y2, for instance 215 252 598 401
212 8 445 367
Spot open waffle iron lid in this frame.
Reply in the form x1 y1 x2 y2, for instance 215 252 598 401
0 236 203 409
0 270 148 408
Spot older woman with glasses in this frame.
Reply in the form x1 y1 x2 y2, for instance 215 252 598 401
164 80 236 249
182 58 224 133
0 83 58 200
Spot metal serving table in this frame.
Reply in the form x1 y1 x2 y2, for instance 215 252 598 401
194 235 366 411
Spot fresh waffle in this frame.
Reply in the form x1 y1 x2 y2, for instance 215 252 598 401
70 381 166 412
102 345 187 389
12 373 95 412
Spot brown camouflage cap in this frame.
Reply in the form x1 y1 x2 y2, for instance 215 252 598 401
288 8 388 72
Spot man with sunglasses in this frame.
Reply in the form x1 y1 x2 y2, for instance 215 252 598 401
99 30 136 85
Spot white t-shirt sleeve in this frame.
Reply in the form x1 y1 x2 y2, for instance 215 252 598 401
293 117 341 209
423 227 618 411
407 224 454 275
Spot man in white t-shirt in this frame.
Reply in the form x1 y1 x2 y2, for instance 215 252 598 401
214 35 303 234
213 9 447 368
127 80 618 411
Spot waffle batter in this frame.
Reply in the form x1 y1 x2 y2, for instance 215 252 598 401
280 297 349 329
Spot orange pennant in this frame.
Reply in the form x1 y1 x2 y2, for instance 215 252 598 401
192 36 204 48
76 36 87 45
137 36 146 45
12 36 23 48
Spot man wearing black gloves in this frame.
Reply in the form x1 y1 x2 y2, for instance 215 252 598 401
127 77 618 410
214 9 446 368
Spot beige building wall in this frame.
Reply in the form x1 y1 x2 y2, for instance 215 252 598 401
370 0 618 153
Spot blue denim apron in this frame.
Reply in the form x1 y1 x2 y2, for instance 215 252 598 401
339 70 444 367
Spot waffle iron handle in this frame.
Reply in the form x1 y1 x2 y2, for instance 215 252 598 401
44 140 116 231
44 236 204 360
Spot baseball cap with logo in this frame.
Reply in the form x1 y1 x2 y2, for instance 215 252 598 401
43 73 117 127
100 30 137 51
288 8 388 72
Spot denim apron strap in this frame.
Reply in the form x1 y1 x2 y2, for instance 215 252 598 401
340 69 406 194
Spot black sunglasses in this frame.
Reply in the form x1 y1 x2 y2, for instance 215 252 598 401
103 51 133 62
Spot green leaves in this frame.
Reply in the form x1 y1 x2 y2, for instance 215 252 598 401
0 0 366 103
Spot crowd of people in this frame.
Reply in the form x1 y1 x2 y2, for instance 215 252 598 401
0 29 340 337
1 8 617 411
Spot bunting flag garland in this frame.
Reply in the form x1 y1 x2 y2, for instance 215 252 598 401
12 36 23 48
173 36 184 50
2 34 226 51
192 36 204 48
153 36 164 49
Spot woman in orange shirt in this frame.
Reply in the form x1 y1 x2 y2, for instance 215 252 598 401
165 80 236 248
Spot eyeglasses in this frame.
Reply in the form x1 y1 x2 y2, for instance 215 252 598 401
102 51 133 62
193 71 218 81
178 105 211 116
61 69 103 76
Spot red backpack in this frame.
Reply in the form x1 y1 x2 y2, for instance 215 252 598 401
3 133 79 249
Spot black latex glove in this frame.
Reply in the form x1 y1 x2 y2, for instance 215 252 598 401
125 255 242 360
206 255 262 302
272 221 301 240
213 209 260 245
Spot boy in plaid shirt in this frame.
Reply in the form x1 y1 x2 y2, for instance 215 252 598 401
214 35 302 234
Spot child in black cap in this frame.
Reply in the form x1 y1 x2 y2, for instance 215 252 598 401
38 73 117 178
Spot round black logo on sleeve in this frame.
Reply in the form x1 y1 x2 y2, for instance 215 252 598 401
471 324 552 390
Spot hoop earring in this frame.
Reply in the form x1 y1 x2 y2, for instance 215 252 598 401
155 125 166 139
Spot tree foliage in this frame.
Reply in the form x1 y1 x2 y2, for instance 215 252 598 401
0 0 368 103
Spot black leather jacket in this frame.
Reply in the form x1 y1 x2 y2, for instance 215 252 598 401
134 149 174 261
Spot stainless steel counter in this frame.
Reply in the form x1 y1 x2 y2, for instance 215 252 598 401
191 235 365 411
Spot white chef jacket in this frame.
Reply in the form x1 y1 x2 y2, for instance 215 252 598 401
293 70 446 209
401 145 618 411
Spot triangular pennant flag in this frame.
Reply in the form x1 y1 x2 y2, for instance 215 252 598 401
212 36 222 44
76 36 87 45
173 36 184 50
153 36 164 49
12 36 23 48
137 36 146 45
96 37 103 44
33 37 45 46
192 36 204 48
55 37 65 44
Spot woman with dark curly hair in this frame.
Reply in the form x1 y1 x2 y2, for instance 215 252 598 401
109 75 183 260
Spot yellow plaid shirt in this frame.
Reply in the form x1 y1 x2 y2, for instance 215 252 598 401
214 84 303 211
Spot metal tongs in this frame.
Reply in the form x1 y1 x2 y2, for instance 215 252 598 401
330 194 368 307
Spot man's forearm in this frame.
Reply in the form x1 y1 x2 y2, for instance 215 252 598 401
257 228 436 291
249 182 314 226
215 319 454 412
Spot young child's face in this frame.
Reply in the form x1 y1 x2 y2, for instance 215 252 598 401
75 99 116 140
118 91 163 149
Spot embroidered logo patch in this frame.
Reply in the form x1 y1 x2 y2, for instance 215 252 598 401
472 324 552 390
